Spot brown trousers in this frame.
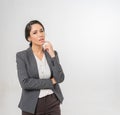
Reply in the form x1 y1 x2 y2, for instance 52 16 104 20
22 93 61 115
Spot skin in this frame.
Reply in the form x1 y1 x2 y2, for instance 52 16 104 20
28 24 56 84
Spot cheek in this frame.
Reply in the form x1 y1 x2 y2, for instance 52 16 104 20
30 34 37 40
32 37 38 42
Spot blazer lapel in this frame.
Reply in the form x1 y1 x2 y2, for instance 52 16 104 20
26 47 39 78
44 51 53 74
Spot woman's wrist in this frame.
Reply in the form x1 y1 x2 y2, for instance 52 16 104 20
50 51 55 58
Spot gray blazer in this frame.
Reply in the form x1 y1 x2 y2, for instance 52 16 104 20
16 47 64 114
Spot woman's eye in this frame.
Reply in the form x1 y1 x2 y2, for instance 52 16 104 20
33 31 37 34
32 29 44 34
40 30 44 32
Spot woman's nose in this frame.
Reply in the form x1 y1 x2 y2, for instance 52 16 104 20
38 32 43 36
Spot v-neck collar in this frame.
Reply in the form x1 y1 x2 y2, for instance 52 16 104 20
33 53 45 62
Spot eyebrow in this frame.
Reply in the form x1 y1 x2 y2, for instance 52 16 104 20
31 28 43 32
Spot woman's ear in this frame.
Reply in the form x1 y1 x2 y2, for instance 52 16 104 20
28 37 31 42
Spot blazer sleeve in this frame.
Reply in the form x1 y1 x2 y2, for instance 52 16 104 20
16 52 54 90
50 51 65 83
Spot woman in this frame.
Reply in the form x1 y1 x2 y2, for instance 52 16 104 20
16 20 65 115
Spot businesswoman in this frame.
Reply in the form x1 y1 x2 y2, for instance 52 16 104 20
16 20 65 115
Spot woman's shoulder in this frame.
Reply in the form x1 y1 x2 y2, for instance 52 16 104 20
16 47 30 57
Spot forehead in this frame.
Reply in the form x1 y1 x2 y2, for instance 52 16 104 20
31 24 43 30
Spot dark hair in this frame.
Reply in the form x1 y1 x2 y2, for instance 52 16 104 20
25 20 45 47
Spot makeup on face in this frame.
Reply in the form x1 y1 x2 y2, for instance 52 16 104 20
29 24 45 45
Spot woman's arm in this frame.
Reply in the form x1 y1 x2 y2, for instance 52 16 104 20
43 41 65 84
50 51 65 84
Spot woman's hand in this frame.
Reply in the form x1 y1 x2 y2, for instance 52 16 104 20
43 41 55 58
51 77 57 85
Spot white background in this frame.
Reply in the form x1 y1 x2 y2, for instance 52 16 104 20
0 0 120 115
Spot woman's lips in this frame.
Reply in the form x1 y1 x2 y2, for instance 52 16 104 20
39 38 45 42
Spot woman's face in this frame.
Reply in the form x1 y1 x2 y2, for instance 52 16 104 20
28 24 45 46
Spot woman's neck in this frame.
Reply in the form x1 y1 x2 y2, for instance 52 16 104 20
32 44 43 55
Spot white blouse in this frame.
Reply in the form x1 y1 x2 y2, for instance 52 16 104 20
34 53 53 98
